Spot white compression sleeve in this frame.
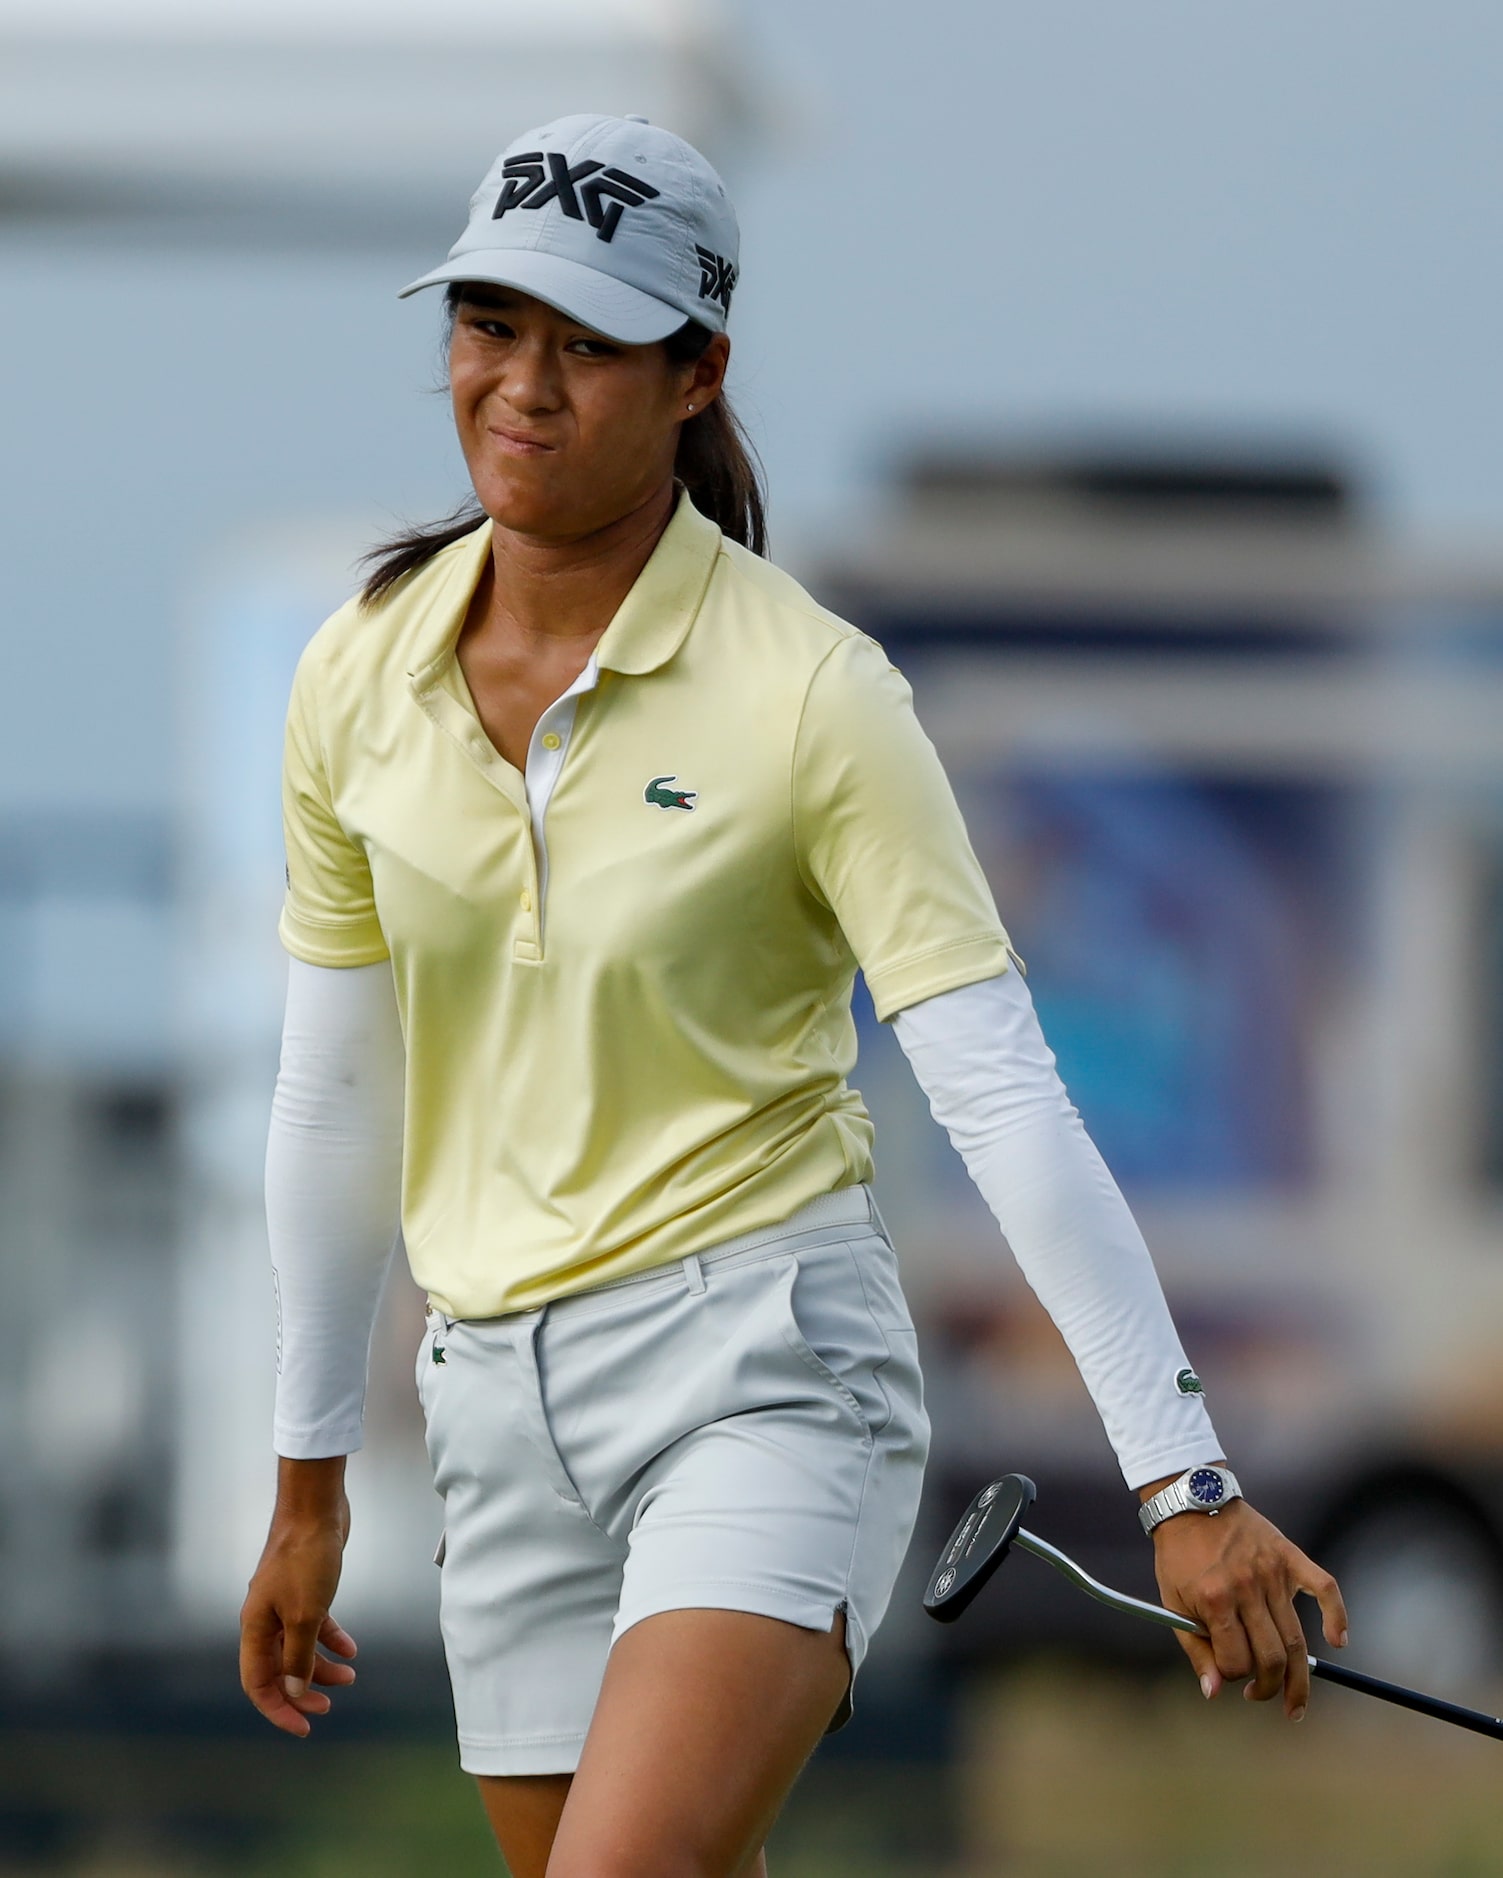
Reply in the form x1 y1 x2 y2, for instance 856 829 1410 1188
891 969 1221 1489
265 956 405 1459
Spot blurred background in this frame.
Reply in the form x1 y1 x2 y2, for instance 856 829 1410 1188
3 1 1503 1873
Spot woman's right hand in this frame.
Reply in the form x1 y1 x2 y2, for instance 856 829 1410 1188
239 1456 358 1737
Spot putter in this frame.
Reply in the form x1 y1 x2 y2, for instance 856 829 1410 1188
923 1473 1503 1744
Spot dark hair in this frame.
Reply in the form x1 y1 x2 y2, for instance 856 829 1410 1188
359 285 766 605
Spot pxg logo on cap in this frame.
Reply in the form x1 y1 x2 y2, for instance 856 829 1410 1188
490 150 661 246
399 113 740 347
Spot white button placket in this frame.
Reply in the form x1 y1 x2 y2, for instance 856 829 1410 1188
523 653 600 937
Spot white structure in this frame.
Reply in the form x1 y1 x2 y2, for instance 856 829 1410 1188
0 0 762 215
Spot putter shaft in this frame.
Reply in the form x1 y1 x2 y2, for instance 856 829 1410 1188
1016 1528 1200 1638
1015 1525 1503 1743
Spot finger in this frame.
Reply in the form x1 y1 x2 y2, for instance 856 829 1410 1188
1281 1624 1311 1721
250 1639 335 1727
1199 1592 1254 1686
245 1677 313 1735
1172 1627 1223 1700
318 1615 358 1660
1239 1599 1293 1704
310 1650 357 1689
240 1609 312 1738
241 1653 314 1736
305 1615 356 1688
281 1613 323 1701
1300 1558 1350 1649
1259 1571 1314 1720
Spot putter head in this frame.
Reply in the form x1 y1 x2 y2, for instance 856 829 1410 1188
922 1473 1037 1624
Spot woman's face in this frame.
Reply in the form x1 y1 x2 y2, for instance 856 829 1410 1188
448 286 728 541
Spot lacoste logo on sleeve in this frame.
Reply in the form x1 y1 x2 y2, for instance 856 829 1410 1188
1175 1367 1205 1396
492 153 661 243
644 775 698 811
694 245 738 312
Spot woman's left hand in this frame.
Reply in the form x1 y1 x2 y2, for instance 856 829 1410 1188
1149 1498 1349 1721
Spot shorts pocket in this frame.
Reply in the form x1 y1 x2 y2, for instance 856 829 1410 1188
847 1229 918 1334
775 1245 893 1443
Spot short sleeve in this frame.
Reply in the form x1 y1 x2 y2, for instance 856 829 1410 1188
792 631 1015 1021
278 642 390 967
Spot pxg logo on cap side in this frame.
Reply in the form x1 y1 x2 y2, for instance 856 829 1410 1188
695 244 738 313
493 152 661 244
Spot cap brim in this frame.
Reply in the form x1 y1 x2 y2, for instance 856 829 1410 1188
398 248 687 344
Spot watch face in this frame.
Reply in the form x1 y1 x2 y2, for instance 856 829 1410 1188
1188 1467 1227 1507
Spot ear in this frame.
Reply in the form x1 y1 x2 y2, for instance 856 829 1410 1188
682 333 731 416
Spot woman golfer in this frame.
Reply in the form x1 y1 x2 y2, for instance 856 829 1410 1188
240 114 1348 1877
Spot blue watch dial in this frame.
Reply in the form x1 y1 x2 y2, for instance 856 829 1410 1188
1188 1467 1226 1506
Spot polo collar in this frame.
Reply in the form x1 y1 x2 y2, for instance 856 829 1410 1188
594 493 722 675
404 491 721 697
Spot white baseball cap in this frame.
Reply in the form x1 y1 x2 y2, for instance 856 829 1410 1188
399 113 740 345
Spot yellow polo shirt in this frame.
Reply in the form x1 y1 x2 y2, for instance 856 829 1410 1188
280 493 1014 1317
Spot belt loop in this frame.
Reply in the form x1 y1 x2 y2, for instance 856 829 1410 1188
683 1252 707 1296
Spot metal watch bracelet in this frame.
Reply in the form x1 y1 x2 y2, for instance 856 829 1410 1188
1138 1464 1242 1536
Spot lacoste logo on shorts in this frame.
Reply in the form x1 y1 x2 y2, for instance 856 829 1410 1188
694 245 738 312
1175 1367 1204 1396
432 1343 447 1365
644 775 697 811
491 153 661 243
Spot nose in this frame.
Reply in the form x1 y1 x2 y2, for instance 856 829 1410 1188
498 332 565 417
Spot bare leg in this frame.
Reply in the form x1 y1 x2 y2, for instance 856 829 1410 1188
477 1774 771 1877
475 1773 571 1878
544 1607 849 1878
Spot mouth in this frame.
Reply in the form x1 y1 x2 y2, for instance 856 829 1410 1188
487 425 556 457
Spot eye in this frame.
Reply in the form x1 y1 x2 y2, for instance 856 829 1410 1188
471 317 516 340
568 336 621 358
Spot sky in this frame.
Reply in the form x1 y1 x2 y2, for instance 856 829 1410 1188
2 0 1501 814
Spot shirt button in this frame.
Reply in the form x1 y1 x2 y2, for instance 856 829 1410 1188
542 732 562 750
519 890 532 912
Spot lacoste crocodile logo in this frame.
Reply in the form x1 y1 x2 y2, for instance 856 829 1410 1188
644 775 697 811
1175 1367 1204 1396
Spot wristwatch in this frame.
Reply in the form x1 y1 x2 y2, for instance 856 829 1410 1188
1139 1463 1242 1536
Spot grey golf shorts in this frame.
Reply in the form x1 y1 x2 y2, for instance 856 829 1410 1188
416 1184 930 1775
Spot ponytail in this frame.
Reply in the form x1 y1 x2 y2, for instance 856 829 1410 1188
662 319 767 557
358 497 488 606
360 294 766 607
